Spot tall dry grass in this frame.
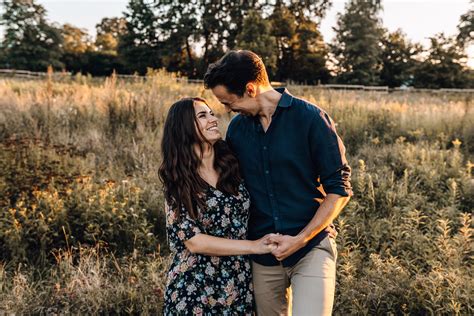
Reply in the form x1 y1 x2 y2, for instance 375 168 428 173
0 72 472 314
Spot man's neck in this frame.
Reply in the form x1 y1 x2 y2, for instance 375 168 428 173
256 87 283 121
254 87 283 131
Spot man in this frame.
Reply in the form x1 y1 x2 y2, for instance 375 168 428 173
204 50 352 315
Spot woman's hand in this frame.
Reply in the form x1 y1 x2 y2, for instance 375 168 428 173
252 234 279 254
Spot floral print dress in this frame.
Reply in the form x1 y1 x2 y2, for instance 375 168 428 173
163 183 254 315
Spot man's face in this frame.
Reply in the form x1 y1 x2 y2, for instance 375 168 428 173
211 85 258 116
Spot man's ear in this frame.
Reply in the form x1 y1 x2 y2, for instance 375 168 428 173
245 82 256 97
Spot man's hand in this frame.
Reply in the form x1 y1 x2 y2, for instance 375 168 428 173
326 223 338 239
268 234 306 261
251 234 278 254
268 224 338 261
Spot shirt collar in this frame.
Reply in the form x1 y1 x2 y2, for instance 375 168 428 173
275 87 294 108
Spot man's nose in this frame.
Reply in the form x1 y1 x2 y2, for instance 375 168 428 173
224 105 231 113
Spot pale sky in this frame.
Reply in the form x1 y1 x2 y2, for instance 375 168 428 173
4 0 474 66
321 0 473 66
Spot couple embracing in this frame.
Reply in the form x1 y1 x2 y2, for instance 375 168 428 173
159 50 352 315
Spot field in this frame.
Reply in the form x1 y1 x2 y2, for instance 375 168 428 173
0 71 472 314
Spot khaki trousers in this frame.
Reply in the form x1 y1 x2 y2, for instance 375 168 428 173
252 236 338 316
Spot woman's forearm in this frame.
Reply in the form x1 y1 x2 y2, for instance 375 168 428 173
184 234 257 256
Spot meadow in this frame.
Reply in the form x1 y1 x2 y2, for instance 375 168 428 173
0 71 472 314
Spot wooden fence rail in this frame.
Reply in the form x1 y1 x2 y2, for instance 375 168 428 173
0 69 71 79
0 69 473 94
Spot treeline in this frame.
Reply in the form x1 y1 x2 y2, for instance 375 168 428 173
0 0 473 88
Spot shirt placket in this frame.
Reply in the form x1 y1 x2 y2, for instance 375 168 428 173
257 120 281 232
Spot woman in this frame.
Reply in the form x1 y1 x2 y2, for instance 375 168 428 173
159 97 275 315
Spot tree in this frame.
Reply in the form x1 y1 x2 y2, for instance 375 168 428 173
81 51 126 76
199 0 250 68
331 0 384 85
456 3 473 48
290 18 330 84
267 0 334 82
379 29 421 87
269 4 297 81
61 24 94 54
0 0 63 70
268 3 330 83
218 0 258 51
236 10 277 78
153 0 258 76
281 0 333 21
413 33 473 88
118 0 162 74
95 17 127 53
148 0 334 80
60 23 95 73
154 0 200 76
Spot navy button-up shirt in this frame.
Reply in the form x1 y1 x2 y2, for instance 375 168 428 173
226 88 352 267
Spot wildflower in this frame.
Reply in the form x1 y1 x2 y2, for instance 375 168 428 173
467 161 473 175
452 138 462 148
13 218 21 230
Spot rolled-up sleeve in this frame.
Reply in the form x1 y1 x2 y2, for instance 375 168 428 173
309 111 353 197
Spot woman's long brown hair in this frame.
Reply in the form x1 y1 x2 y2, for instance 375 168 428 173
158 97 241 219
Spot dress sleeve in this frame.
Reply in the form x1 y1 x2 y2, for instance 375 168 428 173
165 202 202 251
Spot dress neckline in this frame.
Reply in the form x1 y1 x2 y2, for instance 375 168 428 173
199 176 220 192
205 181 219 192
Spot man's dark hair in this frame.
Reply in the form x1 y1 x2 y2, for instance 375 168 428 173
204 50 270 96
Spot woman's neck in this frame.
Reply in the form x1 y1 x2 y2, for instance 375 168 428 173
195 142 219 187
195 143 215 171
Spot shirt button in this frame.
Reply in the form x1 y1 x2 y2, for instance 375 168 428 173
265 170 269 174
263 146 267 150
269 193 274 197
274 217 279 221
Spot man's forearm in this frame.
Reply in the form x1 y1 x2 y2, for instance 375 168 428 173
296 193 350 245
269 193 350 261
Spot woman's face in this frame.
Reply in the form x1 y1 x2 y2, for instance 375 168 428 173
194 101 221 144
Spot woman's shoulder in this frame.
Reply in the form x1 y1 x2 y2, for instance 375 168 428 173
238 180 250 197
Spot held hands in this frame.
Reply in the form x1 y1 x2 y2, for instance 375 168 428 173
265 223 338 261
253 234 279 254
266 234 305 261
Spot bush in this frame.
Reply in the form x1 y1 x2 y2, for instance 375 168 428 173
0 138 163 265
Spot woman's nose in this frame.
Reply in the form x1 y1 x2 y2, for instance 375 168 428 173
209 115 218 123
